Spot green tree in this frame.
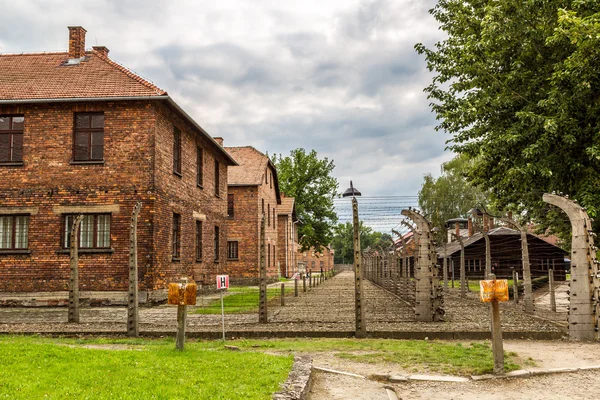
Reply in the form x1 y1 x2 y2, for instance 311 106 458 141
330 222 394 264
271 149 339 252
415 1 600 237
418 154 491 243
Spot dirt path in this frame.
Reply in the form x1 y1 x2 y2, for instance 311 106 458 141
308 340 600 400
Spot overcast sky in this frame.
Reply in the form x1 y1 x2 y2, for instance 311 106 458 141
0 0 451 229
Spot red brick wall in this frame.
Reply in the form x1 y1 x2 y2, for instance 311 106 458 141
151 103 229 289
0 100 230 297
224 186 259 281
0 101 155 292
277 214 298 277
298 246 334 274
225 164 280 283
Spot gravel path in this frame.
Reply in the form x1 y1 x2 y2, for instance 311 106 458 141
308 340 600 400
0 271 566 334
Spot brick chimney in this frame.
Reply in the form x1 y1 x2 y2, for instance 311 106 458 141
213 137 224 146
92 45 109 58
467 217 474 237
68 26 87 59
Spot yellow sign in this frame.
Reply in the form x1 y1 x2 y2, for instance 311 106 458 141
480 279 509 302
168 281 197 306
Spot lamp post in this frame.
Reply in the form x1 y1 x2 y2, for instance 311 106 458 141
343 181 365 338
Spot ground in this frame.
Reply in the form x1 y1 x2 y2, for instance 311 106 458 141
308 340 600 399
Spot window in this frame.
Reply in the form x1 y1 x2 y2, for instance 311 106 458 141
172 213 181 260
265 170 268 184
262 199 265 215
227 241 238 260
73 113 104 162
214 226 220 261
273 208 276 227
173 127 182 175
268 204 270 226
227 194 234 218
214 160 220 196
270 172 272 189
195 220 202 262
63 214 110 249
0 215 29 249
268 244 271 267
0 115 24 164
196 146 203 187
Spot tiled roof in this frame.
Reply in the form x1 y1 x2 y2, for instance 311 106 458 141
437 226 567 257
225 146 269 186
0 50 166 100
278 196 295 216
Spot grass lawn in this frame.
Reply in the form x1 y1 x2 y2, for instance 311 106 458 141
195 286 293 314
210 338 520 375
0 335 293 400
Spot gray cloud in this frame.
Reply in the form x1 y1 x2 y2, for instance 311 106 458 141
0 0 448 230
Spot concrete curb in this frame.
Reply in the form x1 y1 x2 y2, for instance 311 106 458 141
319 365 600 385
0 330 567 341
272 354 313 400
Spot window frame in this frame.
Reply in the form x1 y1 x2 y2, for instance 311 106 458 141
214 225 220 262
196 146 204 187
172 213 181 261
227 240 239 260
227 193 234 218
214 159 220 197
73 112 104 163
195 220 203 262
63 213 111 250
173 126 182 176
0 115 24 165
0 214 29 250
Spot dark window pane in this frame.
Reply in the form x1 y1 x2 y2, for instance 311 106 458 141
91 132 104 160
12 134 23 162
76 114 90 128
0 117 9 130
0 134 9 162
91 114 104 128
74 132 89 160
11 117 24 130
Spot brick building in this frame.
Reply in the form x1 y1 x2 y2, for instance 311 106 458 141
277 194 298 278
298 246 334 274
0 26 236 305
224 146 281 283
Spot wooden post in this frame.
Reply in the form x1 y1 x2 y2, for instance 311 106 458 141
68 214 84 323
303 275 306 292
489 274 504 375
451 233 466 298
309 274 312 288
294 278 298 297
259 215 268 323
128 201 142 337
353 197 366 338
549 269 556 312
501 217 534 314
512 270 519 304
451 259 455 288
483 230 491 279
176 303 187 350
443 252 448 289
281 283 285 306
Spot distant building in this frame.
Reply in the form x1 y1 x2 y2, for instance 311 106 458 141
224 146 281 283
277 195 298 277
298 246 334 274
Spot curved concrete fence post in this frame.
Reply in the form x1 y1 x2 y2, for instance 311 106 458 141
401 210 444 322
543 193 599 341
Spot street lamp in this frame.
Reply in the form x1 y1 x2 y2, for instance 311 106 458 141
344 181 365 337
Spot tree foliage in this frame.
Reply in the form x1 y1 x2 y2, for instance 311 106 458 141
271 149 339 252
418 154 491 243
330 222 394 264
415 1 600 236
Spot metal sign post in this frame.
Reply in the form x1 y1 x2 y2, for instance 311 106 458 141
216 275 229 340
